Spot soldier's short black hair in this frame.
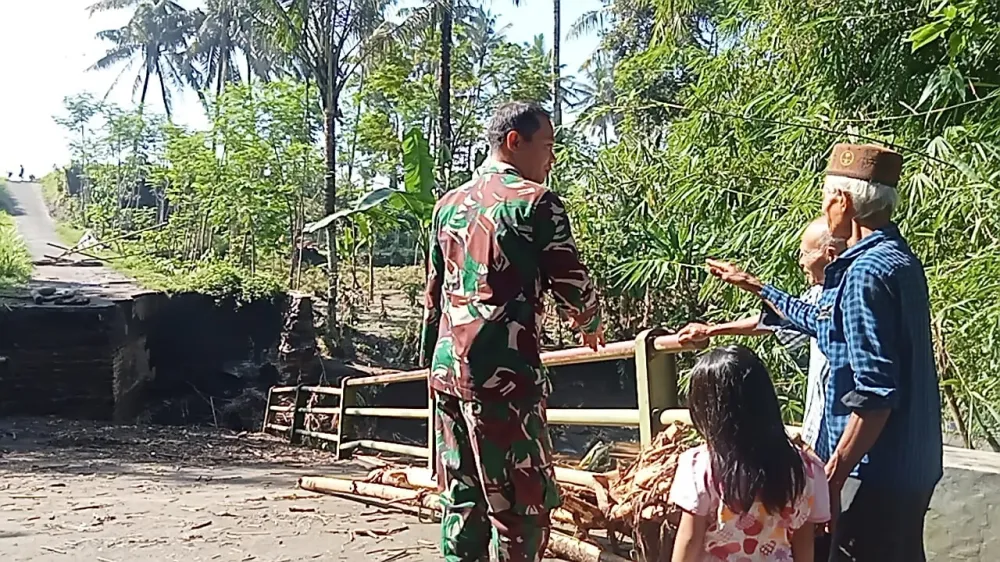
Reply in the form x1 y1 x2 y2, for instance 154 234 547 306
486 101 551 151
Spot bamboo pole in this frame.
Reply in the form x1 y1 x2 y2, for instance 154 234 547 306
554 466 608 490
298 475 435 509
344 370 427 386
548 409 640 427
295 429 340 442
658 409 693 426
657 408 802 438
343 407 429 419
338 335 703 389
300 385 342 396
339 440 429 458
364 466 609 498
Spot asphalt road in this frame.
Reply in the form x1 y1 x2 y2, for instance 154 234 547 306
3 180 141 302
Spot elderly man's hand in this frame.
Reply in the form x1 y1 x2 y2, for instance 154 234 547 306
706 259 764 294
677 323 713 344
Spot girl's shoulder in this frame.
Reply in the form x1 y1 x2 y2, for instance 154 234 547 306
677 444 710 469
670 444 716 516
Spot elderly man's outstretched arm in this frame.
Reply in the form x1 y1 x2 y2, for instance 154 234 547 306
705 258 821 338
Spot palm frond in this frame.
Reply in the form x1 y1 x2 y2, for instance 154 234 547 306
89 44 140 72
569 8 609 40
88 0 143 15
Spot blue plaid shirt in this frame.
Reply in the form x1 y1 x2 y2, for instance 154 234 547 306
760 224 943 492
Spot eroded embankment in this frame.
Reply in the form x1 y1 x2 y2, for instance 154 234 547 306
0 292 307 430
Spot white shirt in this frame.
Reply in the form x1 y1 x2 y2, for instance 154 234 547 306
758 285 828 448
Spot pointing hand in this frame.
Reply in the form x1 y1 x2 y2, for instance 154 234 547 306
706 259 764 294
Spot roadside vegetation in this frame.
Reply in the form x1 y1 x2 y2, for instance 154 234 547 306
46 0 1000 446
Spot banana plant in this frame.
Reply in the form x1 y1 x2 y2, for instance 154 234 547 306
305 127 436 235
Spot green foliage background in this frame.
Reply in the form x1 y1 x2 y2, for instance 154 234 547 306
559 0 1000 443
49 0 1000 446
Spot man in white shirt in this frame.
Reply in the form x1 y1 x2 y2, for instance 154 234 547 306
677 217 846 448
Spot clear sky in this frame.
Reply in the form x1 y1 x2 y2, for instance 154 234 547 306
0 0 602 177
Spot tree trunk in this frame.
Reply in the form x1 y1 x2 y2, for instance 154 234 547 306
346 70 365 184
552 0 562 129
351 223 360 290
368 234 375 304
324 0 340 342
139 65 152 109
216 37 229 100
438 0 453 188
155 56 172 122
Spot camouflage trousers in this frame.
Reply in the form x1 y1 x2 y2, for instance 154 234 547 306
434 391 561 562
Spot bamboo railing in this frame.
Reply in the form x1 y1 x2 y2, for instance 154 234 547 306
261 329 706 464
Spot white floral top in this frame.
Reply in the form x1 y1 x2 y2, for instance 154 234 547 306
668 445 830 561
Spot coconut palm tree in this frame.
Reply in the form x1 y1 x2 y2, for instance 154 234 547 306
260 0 396 340
190 0 246 98
89 0 201 119
510 0 561 128
432 0 552 180
189 0 286 99
439 0 453 177
572 51 617 144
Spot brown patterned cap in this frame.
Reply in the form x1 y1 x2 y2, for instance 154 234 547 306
826 143 903 187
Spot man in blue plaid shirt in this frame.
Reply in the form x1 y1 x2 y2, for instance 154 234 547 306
706 143 943 562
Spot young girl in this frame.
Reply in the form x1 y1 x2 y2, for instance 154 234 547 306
669 345 830 562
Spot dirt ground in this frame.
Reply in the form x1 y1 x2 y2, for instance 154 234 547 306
0 418 443 562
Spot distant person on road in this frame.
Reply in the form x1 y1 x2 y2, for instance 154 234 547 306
18 165 24 181
677 217 846 449
707 143 942 562
420 101 605 562
669 345 830 562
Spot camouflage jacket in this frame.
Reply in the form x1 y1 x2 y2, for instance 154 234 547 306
420 161 601 402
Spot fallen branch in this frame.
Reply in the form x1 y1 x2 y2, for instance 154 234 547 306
52 221 167 259
47 242 110 263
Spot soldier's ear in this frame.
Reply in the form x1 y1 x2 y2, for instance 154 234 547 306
505 130 521 151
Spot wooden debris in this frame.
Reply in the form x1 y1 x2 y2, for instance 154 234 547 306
549 533 631 562
189 521 213 531
326 424 703 560
381 550 413 562
70 504 106 512
298 475 629 562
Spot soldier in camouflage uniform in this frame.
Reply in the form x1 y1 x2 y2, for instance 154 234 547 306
420 101 605 562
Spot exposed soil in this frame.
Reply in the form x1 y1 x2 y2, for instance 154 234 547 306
0 417 444 562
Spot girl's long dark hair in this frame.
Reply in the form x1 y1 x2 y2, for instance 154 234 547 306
688 345 805 514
